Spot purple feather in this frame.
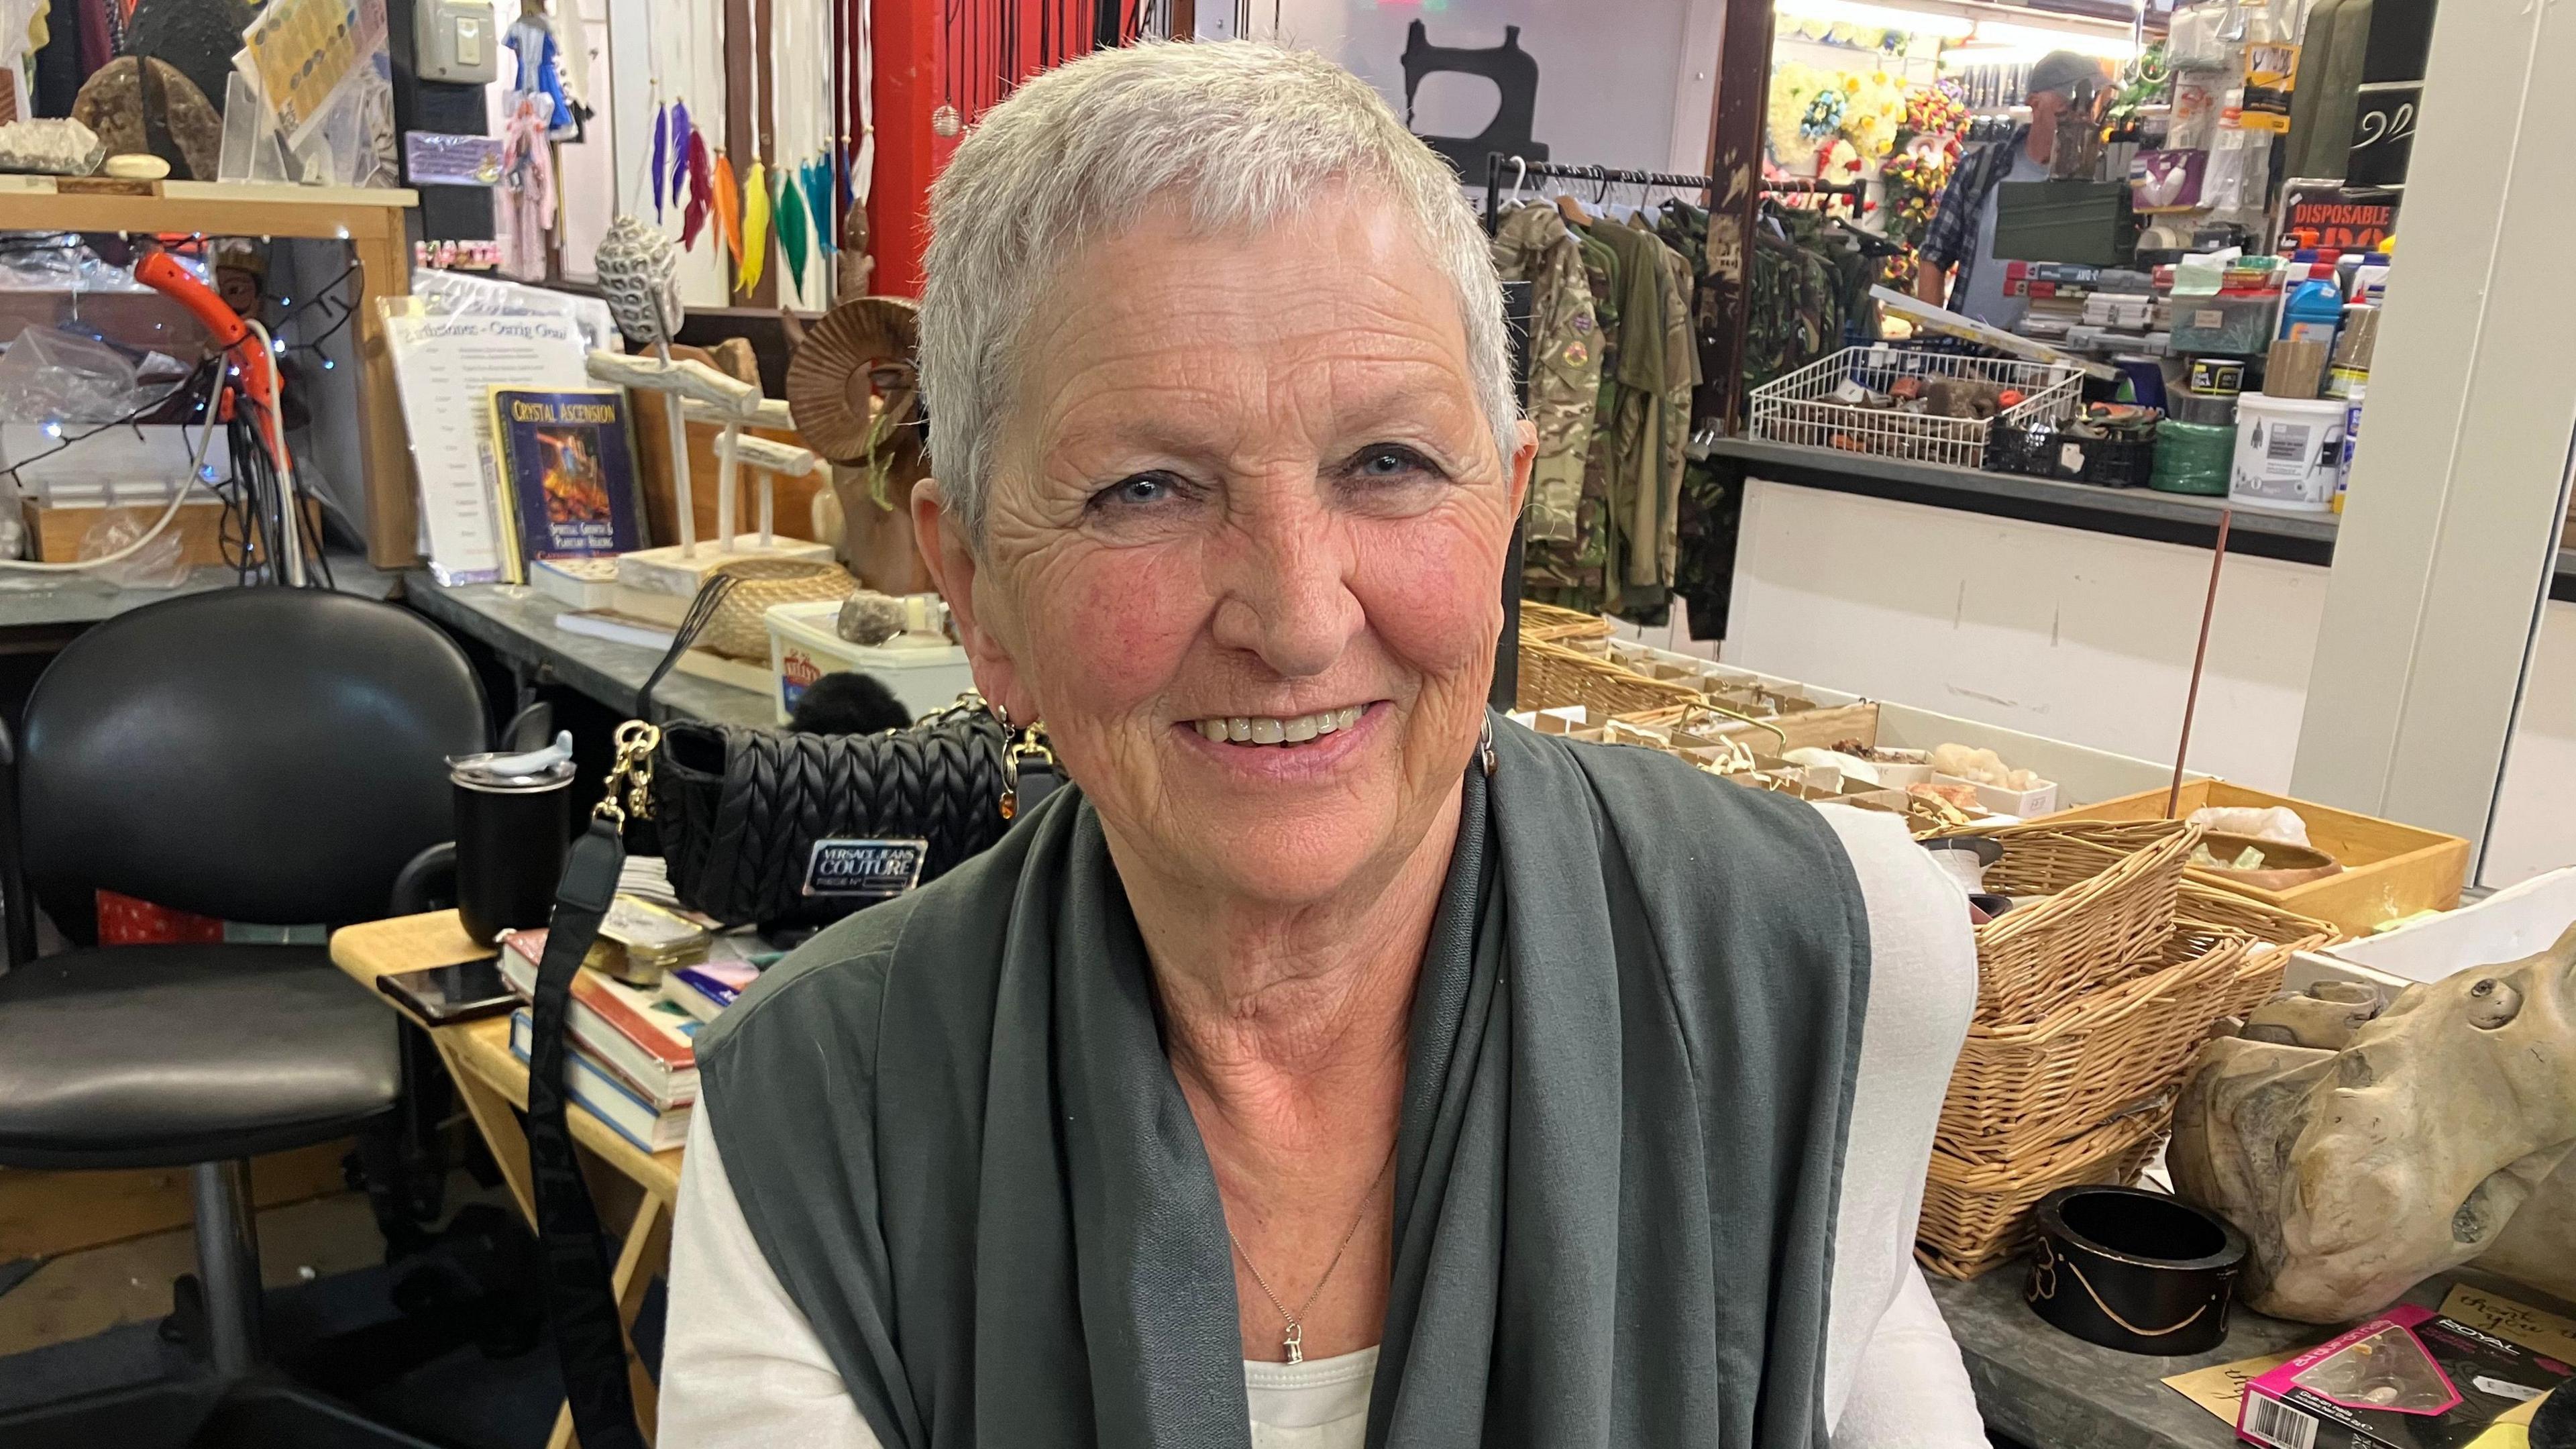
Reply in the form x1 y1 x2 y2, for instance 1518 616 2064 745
650 105 668 220
669 101 694 210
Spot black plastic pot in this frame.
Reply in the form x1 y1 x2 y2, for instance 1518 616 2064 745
2024 1185 2248 1356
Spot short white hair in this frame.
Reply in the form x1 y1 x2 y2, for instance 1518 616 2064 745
917 40 1518 545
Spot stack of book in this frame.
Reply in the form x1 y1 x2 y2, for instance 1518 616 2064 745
499 929 699 1152
657 961 761 1024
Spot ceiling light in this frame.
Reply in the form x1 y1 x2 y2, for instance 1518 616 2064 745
1774 0 1976 41
1965 18 2141 60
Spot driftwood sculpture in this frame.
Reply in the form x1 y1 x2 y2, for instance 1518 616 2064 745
2170 923 2576 1323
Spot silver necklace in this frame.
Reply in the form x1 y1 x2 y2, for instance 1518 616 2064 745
1226 1143 1398 1364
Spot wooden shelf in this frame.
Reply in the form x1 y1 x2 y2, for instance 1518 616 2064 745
0 179 423 568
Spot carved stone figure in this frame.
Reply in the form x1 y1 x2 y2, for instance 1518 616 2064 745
2169 924 2576 1322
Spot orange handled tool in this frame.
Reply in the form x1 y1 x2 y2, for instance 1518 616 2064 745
133 247 284 466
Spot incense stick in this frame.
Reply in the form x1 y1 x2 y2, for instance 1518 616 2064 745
2167 508 2233 819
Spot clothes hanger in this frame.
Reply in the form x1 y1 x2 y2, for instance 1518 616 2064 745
1552 169 1591 226
1505 156 1530 206
1828 215 1904 258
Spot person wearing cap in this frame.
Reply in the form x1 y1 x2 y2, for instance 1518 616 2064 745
1913 50 2106 329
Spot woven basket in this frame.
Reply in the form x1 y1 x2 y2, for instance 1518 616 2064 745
1938 926 2262 1164
1515 637 1704 717
698 558 857 660
1916 1110 2168 1280
1517 601 1616 644
1968 819 2200 1024
2178 878 2341 971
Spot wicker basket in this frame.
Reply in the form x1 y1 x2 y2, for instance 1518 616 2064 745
1938 926 2262 1164
1916 1110 2168 1280
1515 637 1704 717
1968 819 2200 1024
1517 601 1616 644
2177 878 2341 969
698 559 858 660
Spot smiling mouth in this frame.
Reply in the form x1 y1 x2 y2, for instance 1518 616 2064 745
1187 704 1367 747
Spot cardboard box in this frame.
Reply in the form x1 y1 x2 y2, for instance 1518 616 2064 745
1933 771 2060 819
2038 780 2470 935
24 494 231 570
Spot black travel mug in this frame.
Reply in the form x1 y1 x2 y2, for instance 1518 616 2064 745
449 737 579 945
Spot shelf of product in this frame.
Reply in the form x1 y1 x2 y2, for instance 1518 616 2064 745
1749 343 2083 468
1729 0 2412 527
1507 625 2196 832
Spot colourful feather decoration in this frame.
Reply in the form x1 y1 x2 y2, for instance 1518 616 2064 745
668 101 694 214
712 152 743 268
649 105 668 221
802 159 833 256
776 166 811 294
740 160 771 292
681 131 713 248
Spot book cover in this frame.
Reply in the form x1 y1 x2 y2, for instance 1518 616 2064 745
553 608 678 651
488 388 642 579
510 1011 691 1153
498 930 700 1107
659 961 760 1024
532 557 620 609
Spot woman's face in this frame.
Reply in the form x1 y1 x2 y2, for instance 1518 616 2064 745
918 189 1534 911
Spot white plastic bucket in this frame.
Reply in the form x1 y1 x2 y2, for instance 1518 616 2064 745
2228 392 2345 513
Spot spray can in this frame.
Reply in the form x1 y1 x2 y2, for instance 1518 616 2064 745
2334 380 2365 514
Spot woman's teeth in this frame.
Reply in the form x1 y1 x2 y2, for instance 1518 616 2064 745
1191 705 1364 745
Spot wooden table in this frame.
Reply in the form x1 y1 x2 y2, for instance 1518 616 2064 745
0 178 422 570
331 910 678 1448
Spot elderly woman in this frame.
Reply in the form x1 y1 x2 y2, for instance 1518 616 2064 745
661 41 1984 1449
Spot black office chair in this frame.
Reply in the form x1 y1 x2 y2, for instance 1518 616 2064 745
0 588 488 1448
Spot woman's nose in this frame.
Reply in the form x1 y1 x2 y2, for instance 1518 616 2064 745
1205 492 1362 680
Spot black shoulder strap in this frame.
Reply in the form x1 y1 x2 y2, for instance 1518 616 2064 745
635 573 741 718
525 818 649 1449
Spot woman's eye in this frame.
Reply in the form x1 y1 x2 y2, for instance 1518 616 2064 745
1094 472 1179 509
1350 444 1438 480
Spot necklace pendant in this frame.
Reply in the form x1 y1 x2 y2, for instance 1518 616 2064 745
1283 1322 1303 1366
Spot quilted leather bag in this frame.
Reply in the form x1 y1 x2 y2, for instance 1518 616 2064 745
633 575 1057 926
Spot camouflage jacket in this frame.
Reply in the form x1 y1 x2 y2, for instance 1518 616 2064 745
1490 205 1602 545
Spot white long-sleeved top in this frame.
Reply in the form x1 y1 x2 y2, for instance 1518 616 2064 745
657 804 1988 1448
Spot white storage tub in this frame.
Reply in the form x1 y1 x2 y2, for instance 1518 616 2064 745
764 600 975 726
2288 865 2576 1003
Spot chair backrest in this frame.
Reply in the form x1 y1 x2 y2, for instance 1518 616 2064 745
19 589 488 925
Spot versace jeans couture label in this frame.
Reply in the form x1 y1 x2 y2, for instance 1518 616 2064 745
802 839 930 899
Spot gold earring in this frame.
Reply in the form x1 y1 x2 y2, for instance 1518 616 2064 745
998 718 1056 820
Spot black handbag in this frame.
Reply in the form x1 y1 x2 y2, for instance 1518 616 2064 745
637 575 1059 926
523 574 1057 1449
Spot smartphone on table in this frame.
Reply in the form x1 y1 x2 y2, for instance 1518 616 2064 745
376 954 517 1024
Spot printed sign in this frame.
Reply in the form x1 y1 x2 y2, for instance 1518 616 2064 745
2278 181 2401 255
803 839 929 899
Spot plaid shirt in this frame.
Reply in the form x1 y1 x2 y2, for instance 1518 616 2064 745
1919 127 2028 309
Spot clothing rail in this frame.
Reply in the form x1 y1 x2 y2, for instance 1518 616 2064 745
1481 154 1865 235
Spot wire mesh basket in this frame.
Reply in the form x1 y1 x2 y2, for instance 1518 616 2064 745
1748 345 2084 469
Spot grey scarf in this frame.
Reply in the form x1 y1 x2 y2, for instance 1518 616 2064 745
699 716 1871 1448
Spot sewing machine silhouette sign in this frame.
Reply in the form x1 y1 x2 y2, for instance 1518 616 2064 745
1401 21 1547 178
